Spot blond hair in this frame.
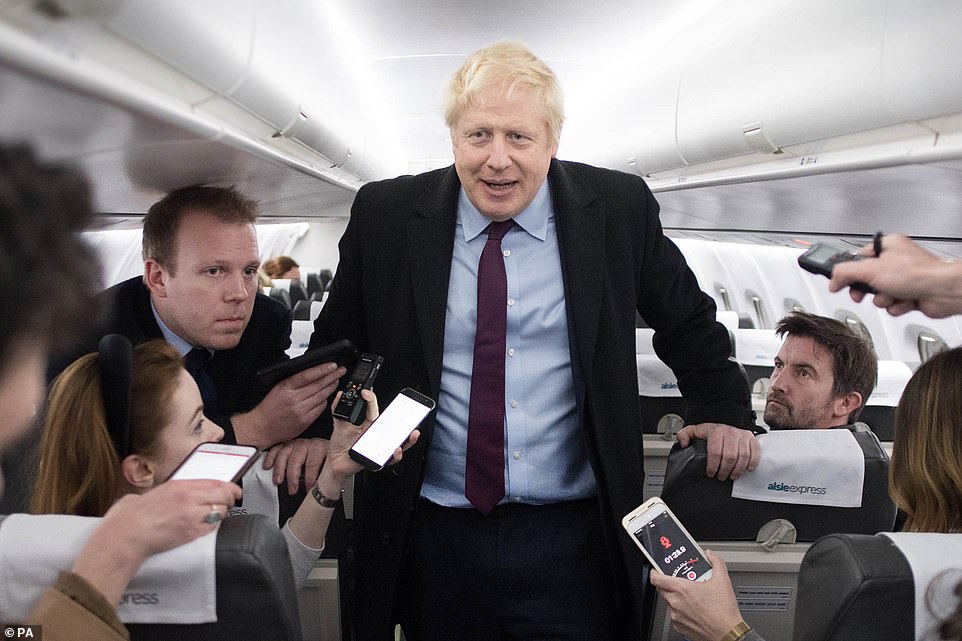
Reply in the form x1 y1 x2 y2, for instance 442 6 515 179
443 42 564 147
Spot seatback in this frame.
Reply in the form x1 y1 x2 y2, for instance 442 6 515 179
268 287 292 309
306 272 323 298
292 299 312 320
859 359 913 442
661 432 896 541
793 534 913 641
128 514 302 641
288 279 308 306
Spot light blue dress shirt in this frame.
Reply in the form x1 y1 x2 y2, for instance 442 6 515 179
151 302 194 357
420 180 597 507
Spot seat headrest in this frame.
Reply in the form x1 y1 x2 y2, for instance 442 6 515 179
794 533 921 641
129 514 301 641
661 432 896 541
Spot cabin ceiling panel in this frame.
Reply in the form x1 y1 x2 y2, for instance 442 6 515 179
655 162 962 239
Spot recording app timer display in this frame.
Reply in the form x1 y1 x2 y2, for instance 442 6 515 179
633 510 712 581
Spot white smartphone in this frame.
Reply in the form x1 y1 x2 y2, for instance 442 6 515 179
168 442 260 483
348 387 435 470
622 497 713 582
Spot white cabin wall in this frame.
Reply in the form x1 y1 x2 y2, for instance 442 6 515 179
289 219 350 276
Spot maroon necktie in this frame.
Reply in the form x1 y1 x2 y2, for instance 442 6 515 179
465 219 514 514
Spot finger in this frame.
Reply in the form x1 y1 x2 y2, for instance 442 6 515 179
282 362 344 390
746 434 760 473
676 425 692 447
361 388 380 422
401 429 420 451
728 432 752 480
887 300 917 316
262 444 279 470
705 431 723 478
847 288 866 303
303 441 327 488
285 444 309 495
271 444 293 485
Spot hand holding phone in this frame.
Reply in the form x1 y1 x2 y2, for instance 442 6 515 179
797 243 876 294
333 353 383 425
168 442 260 483
348 388 435 470
622 497 713 582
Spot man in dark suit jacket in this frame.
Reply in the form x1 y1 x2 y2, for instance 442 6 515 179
310 43 756 641
52 186 345 489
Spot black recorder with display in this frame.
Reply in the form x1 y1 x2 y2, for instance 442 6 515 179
797 243 877 293
332 352 383 425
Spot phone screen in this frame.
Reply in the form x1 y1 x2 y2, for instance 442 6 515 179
169 443 258 482
350 390 433 467
631 509 712 580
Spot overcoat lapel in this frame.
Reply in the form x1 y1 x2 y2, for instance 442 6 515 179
550 160 605 386
407 167 460 397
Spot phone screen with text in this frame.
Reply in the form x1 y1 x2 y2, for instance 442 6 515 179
632 510 712 580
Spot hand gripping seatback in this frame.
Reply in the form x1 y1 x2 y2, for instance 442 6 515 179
128 514 302 641
793 534 913 641
660 431 896 541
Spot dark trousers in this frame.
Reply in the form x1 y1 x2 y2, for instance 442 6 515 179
397 498 617 641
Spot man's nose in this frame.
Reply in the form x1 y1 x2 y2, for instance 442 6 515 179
485 136 512 171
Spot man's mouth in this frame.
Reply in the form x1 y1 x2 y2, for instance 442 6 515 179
483 179 517 192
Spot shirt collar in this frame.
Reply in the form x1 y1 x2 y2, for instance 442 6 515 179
150 300 199 357
458 178 551 243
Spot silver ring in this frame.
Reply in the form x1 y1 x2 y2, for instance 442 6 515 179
204 505 222 524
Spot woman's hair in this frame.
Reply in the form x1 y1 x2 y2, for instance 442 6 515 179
31 340 185 516
890 347 962 533
262 255 299 279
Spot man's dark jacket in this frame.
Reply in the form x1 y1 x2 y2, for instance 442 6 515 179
310 160 754 640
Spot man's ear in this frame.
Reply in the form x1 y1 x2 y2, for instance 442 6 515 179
121 453 157 489
144 258 168 297
834 391 864 422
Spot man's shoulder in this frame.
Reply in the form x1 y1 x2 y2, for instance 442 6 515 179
249 291 291 328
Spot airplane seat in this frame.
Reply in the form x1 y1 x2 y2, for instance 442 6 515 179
306 272 323 298
731 328 779 419
637 353 686 500
268 287 292 309
661 431 896 542
738 314 755 328
650 432 896 641
308 291 325 303
716 310 740 332
128 514 302 641
310 299 326 322
286 320 313 358
793 532 962 641
318 269 333 292
858 359 913 442
288 279 308 306
292 299 312 321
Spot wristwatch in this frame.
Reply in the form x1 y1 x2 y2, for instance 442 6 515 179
310 484 344 508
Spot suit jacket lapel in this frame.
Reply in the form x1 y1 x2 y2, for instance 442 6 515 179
408 167 460 395
550 160 604 386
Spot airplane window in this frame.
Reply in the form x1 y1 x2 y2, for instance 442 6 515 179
917 332 948 362
715 284 732 311
843 315 875 348
748 292 769 329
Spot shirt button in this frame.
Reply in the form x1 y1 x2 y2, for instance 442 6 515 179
512 450 521 460
507 298 515 306
507 348 515 357
510 400 518 408
503 249 511 257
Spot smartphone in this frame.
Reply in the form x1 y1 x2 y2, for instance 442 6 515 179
168 442 260 483
348 387 435 470
256 339 359 388
333 352 383 425
797 243 876 293
622 497 713 581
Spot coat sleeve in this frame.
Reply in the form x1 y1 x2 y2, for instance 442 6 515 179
28 571 129 641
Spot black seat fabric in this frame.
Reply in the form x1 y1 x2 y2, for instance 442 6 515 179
306 272 323 298
793 533 913 641
859 405 895 441
128 514 302 641
268 288 292 309
288 280 307 306
293 299 312 320
661 431 896 541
